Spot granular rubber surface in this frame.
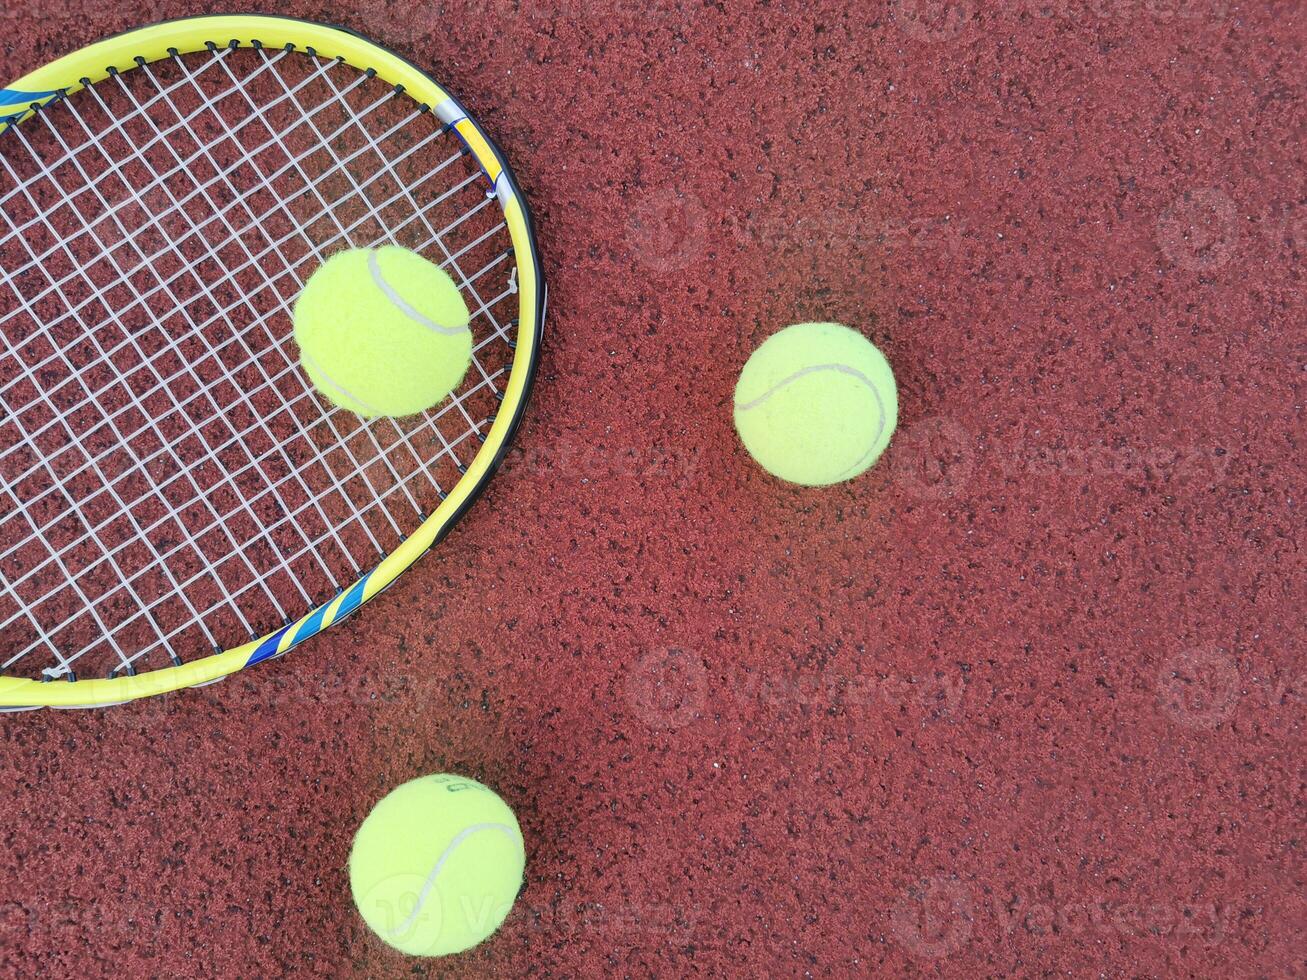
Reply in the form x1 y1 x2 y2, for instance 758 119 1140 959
0 1 1301 977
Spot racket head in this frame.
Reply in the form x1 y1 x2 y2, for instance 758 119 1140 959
0 16 545 708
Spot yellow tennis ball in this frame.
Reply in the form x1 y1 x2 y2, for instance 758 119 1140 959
349 774 525 958
293 246 471 417
733 322 898 486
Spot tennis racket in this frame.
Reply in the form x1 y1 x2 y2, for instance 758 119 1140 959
0 16 545 709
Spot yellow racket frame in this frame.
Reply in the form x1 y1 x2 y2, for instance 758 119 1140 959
0 16 545 708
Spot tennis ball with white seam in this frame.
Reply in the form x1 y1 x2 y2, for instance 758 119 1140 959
349 773 525 958
293 246 471 417
733 322 898 486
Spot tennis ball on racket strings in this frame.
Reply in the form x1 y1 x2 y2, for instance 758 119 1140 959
293 246 471 417
733 322 898 486
350 773 525 957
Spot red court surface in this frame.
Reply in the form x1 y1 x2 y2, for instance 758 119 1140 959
0 1 1302 977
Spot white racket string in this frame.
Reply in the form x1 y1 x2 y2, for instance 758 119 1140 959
0 175 492 502
0 43 520 681
0 256 513 606
29 71 326 620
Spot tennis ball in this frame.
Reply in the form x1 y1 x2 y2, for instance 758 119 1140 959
733 322 898 486
293 246 471 417
349 773 525 958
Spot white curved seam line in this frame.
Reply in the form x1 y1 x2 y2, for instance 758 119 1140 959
735 363 888 478
299 348 385 417
368 249 471 337
390 821 521 937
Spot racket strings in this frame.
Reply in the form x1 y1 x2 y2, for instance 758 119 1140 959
0 261 513 618
0 192 504 505
0 45 518 681
5 63 358 634
1 47 331 284
3 51 372 607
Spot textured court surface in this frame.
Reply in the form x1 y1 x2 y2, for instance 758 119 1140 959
0 1 1301 977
